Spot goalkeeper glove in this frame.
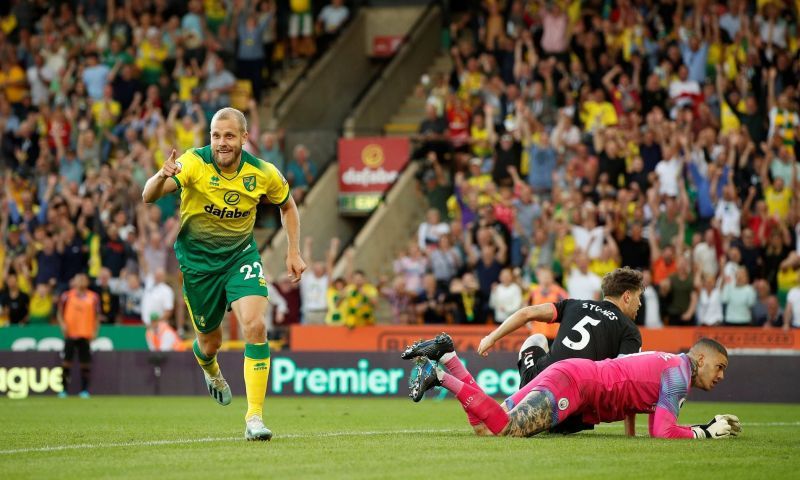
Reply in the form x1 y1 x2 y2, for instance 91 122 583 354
720 414 742 435
691 414 742 439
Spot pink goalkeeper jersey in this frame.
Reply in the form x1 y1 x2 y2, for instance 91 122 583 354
558 351 694 438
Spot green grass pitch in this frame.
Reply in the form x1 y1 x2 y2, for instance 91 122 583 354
2 396 799 479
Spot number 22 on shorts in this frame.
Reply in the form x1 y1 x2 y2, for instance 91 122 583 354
240 261 265 280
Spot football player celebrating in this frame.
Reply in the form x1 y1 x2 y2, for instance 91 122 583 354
143 107 306 440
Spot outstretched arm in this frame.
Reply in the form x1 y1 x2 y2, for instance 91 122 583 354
280 195 306 283
478 304 556 355
648 221 662 265
602 65 622 95
649 367 695 439
163 215 181 247
142 149 180 203
766 67 777 113
192 104 207 144
649 365 741 439
325 237 339 277
303 236 315 265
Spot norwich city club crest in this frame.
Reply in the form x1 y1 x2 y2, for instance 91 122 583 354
243 175 256 192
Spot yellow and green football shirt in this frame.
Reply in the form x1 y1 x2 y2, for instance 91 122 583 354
171 145 290 273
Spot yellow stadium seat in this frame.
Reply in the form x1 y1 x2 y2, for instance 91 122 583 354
231 79 253 110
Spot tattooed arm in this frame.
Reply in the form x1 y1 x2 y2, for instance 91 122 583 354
503 391 554 437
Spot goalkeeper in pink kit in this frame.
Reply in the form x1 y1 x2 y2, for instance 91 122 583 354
409 337 741 439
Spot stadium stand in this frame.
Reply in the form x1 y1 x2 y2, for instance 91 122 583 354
334 0 800 329
0 0 355 343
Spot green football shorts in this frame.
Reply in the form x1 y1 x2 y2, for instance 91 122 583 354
182 248 269 334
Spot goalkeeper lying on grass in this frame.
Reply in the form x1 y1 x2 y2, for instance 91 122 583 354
405 336 742 439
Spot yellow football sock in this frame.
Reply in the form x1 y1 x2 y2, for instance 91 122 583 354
193 340 220 378
244 343 271 420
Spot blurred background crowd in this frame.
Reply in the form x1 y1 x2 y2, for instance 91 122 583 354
0 0 351 340
2 0 800 350
368 0 800 331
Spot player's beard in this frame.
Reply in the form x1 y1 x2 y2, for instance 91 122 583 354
213 144 242 169
623 306 634 319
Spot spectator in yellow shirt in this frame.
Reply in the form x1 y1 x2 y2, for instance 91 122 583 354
289 0 314 58
590 238 622 278
204 0 227 33
324 277 347 325
173 50 201 102
167 103 207 153
0 59 27 113
580 88 618 132
470 109 495 159
28 283 54 324
343 270 378 328
136 27 169 84
466 157 493 194
763 175 793 223
457 57 485 100
91 85 121 131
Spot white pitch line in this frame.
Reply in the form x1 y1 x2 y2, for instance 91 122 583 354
2 423 798 455
747 421 800 426
0 436 241 455
595 421 800 429
0 429 461 455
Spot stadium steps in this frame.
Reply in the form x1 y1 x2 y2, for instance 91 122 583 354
331 161 426 281
382 53 452 136
394 97 428 118
261 61 310 130
384 123 419 136
261 4 447 316
251 63 310 244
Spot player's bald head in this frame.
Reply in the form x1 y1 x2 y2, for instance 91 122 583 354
210 107 248 134
690 337 728 358
689 337 728 391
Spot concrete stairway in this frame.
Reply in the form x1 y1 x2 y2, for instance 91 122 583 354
260 60 309 130
252 60 310 244
383 53 452 137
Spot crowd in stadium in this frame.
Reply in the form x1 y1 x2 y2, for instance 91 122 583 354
0 0 348 338
1 1 800 341
388 0 800 330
